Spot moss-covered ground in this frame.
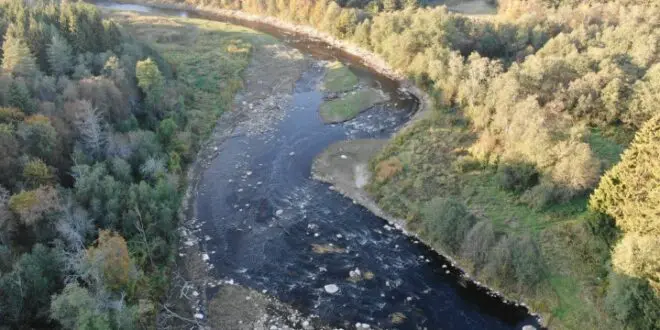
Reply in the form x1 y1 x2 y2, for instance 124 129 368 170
319 88 387 123
322 61 359 93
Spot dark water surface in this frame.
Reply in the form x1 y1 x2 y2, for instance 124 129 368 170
98 3 541 329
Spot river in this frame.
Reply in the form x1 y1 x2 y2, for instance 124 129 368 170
98 2 541 329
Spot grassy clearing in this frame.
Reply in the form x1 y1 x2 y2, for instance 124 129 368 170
586 127 630 170
367 113 615 329
107 11 271 138
319 88 386 123
322 61 359 93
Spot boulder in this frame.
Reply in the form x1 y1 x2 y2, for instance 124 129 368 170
324 284 339 294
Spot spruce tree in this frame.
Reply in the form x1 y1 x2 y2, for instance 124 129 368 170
590 113 660 293
47 33 73 76
1 25 38 77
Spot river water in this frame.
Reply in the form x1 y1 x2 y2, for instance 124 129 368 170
98 3 540 329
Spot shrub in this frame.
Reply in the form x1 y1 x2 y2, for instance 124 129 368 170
585 211 618 247
605 272 660 330
421 197 477 253
520 182 559 209
482 236 515 288
611 233 660 293
375 157 403 183
460 220 496 269
453 155 482 173
551 141 601 195
511 235 545 291
496 160 539 193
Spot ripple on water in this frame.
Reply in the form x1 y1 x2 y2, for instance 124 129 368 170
193 63 538 329
97 2 538 328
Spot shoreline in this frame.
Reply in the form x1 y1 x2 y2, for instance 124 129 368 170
311 140 543 327
107 0 432 125
105 1 542 327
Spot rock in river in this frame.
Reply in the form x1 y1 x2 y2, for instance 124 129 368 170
324 284 339 294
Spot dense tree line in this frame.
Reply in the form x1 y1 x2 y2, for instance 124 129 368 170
164 0 660 327
0 0 212 328
590 113 660 326
195 0 658 195
335 0 427 12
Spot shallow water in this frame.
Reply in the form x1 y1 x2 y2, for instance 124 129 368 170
98 2 540 329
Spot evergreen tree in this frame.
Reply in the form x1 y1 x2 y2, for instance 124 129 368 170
26 17 52 72
47 32 73 76
591 113 660 293
9 78 33 114
1 25 38 77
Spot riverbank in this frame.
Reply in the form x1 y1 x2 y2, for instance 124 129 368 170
105 10 331 328
112 1 540 325
311 140 543 325
107 0 433 123
104 2 543 328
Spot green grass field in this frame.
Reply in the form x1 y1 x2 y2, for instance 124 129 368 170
319 88 386 123
322 61 359 93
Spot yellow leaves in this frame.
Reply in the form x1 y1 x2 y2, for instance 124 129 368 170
135 58 164 93
612 233 660 295
24 114 50 125
550 141 601 193
0 107 24 124
23 159 54 188
87 230 131 291
8 186 60 226
8 190 38 215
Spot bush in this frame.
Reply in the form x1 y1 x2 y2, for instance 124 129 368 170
453 155 482 173
520 182 559 209
460 220 496 269
496 161 539 193
605 272 660 330
374 157 403 183
611 233 660 293
421 197 477 253
482 236 515 288
585 211 618 247
511 236 545 291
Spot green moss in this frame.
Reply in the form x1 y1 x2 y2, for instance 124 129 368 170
319 88 386 123
322 61 359 93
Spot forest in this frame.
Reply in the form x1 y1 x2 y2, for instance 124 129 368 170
155 0 660 328
0 0 658 328
0 0 229 328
